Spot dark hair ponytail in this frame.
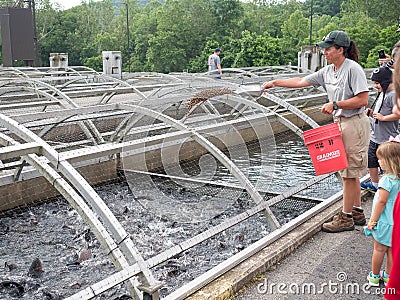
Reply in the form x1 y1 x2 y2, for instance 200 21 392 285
344 40 359 63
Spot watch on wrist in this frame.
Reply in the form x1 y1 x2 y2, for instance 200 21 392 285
333 101 339 110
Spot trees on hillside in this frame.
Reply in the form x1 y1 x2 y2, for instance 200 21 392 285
1 0 398 71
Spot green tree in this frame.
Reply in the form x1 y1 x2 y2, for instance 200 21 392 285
37 0 115 66
230 30 282 67
376 25 400 53
212 0 244 37
147 31 187 72
364 25 400 68
84 55 103 71
3 0 399 72
281 9 309 65
342 0 400 28
145 0 192 72
129 0 161 71
341 13 381 66
145 0 216 72
310 14 334 43
302 0 344 18
188 40 220 73
247 0 302 38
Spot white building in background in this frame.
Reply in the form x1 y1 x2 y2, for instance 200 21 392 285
102 51 122 79
298 46 326 73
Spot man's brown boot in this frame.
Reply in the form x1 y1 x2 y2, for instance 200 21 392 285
322 211 355 233
352 207 366 226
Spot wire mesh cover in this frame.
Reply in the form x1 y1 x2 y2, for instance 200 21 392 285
121 92 277 224
0 174 329 298
0 198 119 299
0 71 344 299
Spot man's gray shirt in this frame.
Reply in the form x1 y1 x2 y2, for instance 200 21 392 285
208 54 220 71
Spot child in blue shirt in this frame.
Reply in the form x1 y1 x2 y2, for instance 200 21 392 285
365 138 400 286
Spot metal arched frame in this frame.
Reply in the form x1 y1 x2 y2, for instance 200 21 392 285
0 113 161 299
128 72 185 85
66 96 321 298
201 67 258 78
0 77 79 108
224 93 317 134
103 75 147 99
163 77 319 131
125 72 186 101
116 103 281 229
260 92 320 128
255 65 308 75
63 66 102 77
145 82 194 99
179 88 317 135
0 130 134 273
56 73 148 104
0 84 66 109
110 83 229 143
0 67 30 78
0 78 105 145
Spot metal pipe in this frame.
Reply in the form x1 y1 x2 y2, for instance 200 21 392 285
125 1 131 73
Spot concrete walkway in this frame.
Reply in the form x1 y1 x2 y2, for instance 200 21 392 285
234 192 387 300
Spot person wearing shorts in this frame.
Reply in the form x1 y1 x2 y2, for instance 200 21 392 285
361 66 400 192
263 30 370 233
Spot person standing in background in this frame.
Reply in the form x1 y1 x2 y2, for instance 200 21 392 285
208 48 222 78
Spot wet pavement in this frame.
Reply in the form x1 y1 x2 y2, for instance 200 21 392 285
234 191 387 300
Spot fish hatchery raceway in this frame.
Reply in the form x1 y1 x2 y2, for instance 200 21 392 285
0 67 376 299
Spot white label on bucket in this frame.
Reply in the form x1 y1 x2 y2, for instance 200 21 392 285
316 150 341 162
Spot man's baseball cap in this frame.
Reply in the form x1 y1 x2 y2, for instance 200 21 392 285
316 30 350 48
215 48 221 52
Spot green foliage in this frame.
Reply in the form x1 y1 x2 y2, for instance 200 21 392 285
341 14 381 66
147 31 188 73
188 40 221 73
256 0 302 38
83 55 103 71
316 16 345 44
129 0 161 71
342 0 400 28
36 0 116 66
231 31 283 67
364 25 400 68
280 9 309 65
212 0 244 37
302 0 343 17
377 25 400 52
4 0 399 71
365 46 386 68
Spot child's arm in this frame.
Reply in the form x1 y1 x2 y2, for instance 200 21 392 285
368 188 390 230
373 113 400 122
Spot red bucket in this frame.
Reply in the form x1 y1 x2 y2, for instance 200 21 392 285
302 122 348 175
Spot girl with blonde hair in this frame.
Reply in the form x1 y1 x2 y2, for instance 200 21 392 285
366 139 400 286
